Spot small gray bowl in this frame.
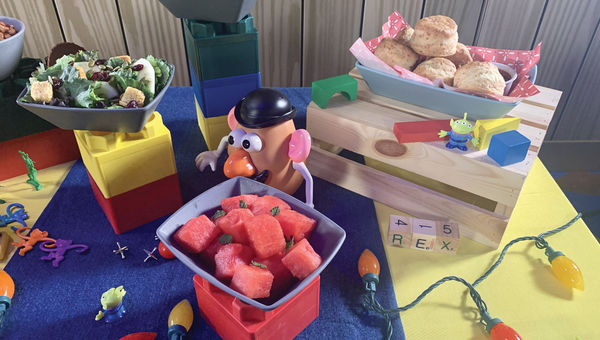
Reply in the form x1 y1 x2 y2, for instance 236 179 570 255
0 16 25 81
156 176 346 311
16 64 174 132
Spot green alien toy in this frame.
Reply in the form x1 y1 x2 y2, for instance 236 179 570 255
438 112 479 151
95 285 126 322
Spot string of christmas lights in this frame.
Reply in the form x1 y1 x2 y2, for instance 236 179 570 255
359 213 583 340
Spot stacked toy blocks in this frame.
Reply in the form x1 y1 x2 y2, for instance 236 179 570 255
193 274 320 340
183 15 261 150
487 130 531 166
74 112 182 234
387 215 460 254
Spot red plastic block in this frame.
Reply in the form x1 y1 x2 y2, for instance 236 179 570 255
88 171 182 234
0 128 79 181
393 120 451 143
193 274 320 340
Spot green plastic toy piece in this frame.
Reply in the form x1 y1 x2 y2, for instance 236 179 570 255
438 112 479 151
311 74 357 109
18 151 42 191
95 285 126 321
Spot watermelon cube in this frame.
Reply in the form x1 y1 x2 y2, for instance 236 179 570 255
174 215 220 254
245 214 286 259
282 238 322 279
251 195 291 216
275 210 317 242
221 194 258 213
199 235 224 265
230 264 274 299
215 243 255 280
215 208 253 244
259 255 294 297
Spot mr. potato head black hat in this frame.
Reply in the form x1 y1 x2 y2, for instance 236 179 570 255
234 88 297 129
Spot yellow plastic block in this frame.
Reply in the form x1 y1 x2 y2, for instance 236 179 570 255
473 117 521 150
74 112 177 198
195 96 231 150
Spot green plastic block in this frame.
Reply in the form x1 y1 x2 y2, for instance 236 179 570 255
184 15 259 81
311 74 357 109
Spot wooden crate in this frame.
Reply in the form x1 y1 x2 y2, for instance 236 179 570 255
306 68 562 248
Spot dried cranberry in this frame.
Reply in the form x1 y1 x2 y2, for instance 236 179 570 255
95 59 106 65
91 72 109 81
126 100 138 108
95 101 105 108
68 61 74 66
132 64 143 71
51 77 63 89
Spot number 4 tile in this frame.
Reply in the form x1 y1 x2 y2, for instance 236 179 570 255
387 215 412 248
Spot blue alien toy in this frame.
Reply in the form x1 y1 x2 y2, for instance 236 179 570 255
438 112 479 151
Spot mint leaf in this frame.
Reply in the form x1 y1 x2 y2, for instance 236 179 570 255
218 234 233 245
251 260 267 269
270 206 280 216
239 200 248 209
285 236 294 251
212 209 226 221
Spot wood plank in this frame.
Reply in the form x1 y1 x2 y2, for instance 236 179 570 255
306 99 527 206
361 0 423 40
554 27 600 140
251 0 301 87
118 0 189 86
0 0 63 58
531 0 600 139
302 0 363 86
522 86 562 110
423 0 484 45
307 146 508 248
54 0 126 58
475 0 545 50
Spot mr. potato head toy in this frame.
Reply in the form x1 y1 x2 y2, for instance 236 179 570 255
195 88 314 207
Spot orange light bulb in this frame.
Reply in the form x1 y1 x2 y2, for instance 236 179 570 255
0 271 14 300
358 249 380 278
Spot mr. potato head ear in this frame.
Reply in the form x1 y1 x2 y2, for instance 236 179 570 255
227 106 238 130
288 129 311 162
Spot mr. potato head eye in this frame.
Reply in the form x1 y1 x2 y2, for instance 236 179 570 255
227 128 246 148
241 133 262 152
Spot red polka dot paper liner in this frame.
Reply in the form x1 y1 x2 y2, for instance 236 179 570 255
354 11 541 100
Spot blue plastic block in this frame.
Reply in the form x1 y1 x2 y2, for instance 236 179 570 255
190 63 260 117
487 130 531 166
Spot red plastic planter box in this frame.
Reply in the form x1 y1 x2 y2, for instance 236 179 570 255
88 171 182 234
0 128 80 181
193 274 320 340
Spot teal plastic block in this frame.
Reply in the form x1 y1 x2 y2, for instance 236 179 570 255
311 74 357 109
487 130 530 166
184 15 259 81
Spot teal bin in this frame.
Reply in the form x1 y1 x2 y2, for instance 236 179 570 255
184 15 259 82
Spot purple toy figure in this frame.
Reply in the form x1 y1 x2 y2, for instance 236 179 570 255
39 239 88 267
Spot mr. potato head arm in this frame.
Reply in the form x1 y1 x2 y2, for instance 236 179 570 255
194 88 314 208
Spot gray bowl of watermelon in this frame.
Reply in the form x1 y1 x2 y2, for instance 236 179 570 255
156 176 346 310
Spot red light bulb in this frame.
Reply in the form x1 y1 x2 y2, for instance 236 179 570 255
490 322 522 340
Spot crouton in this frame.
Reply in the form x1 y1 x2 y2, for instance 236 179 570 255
119 87 145 107
115 55 132 63
75 65 87 79
30 81 53 103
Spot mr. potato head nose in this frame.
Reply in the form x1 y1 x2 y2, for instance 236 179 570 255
223 88 305 194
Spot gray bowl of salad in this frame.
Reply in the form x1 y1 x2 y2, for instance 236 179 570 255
16 50 174 132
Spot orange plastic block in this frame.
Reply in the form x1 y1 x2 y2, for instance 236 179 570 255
88 170 182 234
193 274 320 340
393 120 451 143
0 128 79 181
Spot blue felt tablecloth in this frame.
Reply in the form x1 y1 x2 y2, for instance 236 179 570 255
3 87 404 339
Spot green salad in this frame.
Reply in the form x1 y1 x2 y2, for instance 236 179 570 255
20 50 172 109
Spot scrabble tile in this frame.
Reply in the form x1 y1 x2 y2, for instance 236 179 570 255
410 218 436 252
434 222 460 254
387 215 412 248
